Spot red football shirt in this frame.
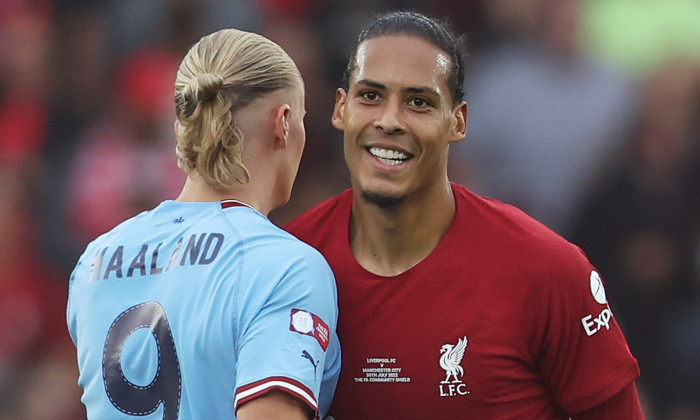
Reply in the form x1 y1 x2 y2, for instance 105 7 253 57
285 184 640 419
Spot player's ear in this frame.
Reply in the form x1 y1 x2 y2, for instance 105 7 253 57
273 103 292 149
449 102 468 144
331 88 347 131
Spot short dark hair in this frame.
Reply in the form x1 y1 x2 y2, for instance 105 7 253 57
342 11 467 105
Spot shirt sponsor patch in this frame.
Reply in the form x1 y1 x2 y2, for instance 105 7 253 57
290 309 330 351
581 270 613 336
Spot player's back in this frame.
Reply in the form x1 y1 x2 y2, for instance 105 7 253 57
67 200 330 419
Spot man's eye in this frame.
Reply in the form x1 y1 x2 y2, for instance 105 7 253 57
410 97 428 107
361 91 379 100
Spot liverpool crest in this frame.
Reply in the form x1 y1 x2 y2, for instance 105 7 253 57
438 336 469 397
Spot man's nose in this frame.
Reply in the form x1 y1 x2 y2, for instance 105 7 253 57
374 99 405 134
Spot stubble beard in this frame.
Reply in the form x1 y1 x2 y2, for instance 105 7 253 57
361 190 405 209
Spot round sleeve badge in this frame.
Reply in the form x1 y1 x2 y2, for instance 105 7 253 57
291 310 314 334
589 271 607 304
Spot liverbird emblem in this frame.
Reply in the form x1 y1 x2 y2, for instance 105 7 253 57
439 336 468 383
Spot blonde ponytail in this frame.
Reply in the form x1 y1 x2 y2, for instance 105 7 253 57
174 29 301 190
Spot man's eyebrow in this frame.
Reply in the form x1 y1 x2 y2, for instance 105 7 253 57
355 79 441 98
405 86 440 96
355 79 385 90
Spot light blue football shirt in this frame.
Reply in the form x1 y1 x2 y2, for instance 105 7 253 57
67 200 340 419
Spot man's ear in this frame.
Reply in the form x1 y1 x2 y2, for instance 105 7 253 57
331 88 347 131
273 103 292 149
449 102 468 144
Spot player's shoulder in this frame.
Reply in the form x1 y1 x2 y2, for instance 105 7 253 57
80 209 150 256
284 189 352 236
275 228 332 270
453 183 586 264
266 222 321 254
231 210 331 269
238 217 336 296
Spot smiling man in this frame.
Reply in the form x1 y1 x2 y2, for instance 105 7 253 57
285 11 643 419
337 32 465 216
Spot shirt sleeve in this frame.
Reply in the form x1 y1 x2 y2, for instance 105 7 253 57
233 243 339 418
570 382 645 419
536 247 640 414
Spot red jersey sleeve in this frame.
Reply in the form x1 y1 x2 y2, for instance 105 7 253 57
535 246 640 414
570 382 645 419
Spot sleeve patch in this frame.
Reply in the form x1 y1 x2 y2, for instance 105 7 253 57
290 309 330 351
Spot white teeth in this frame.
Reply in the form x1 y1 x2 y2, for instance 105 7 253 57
369 147 408 159
369 147 409 165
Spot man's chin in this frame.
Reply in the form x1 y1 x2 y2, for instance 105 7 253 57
361 190 404 209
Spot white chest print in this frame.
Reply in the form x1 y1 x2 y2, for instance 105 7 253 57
438 336 470 397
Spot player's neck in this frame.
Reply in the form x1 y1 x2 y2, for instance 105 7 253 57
350 181 455 277
176 177 271 215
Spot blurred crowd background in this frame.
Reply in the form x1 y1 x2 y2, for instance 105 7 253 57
1 0 699 418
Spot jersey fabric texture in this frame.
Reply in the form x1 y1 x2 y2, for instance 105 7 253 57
67 200 341 420
284 183 640 419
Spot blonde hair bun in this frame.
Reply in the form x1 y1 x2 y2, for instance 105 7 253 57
181 73 224 117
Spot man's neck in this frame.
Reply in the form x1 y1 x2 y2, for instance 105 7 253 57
349 182 456 276
176 176 272 215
